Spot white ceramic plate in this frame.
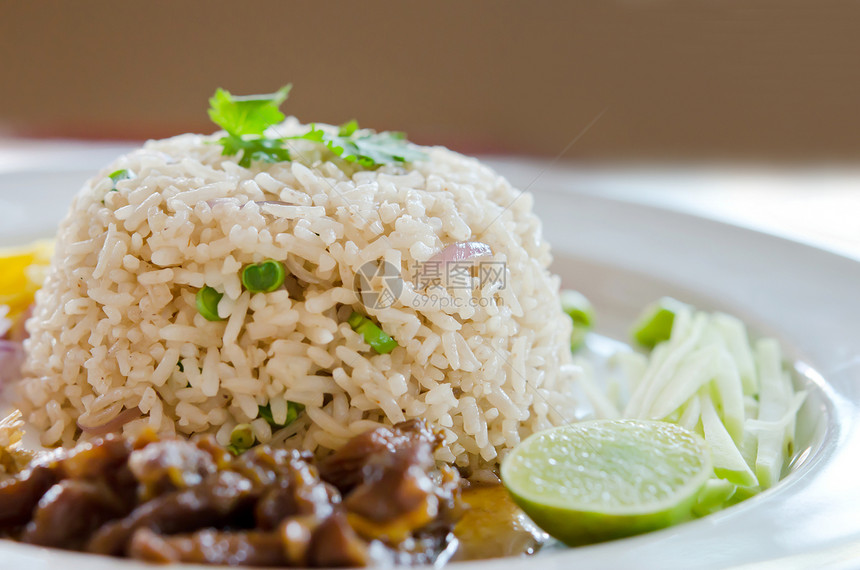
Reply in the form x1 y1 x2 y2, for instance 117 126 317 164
0 149 858 569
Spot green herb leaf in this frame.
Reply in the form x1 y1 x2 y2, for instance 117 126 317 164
338 119 360 137
208 85 291 137
218 135 291 168
206 85 425 168
208 84 292 166
301 122 426 168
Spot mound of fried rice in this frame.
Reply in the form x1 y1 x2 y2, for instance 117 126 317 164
15 119 579 469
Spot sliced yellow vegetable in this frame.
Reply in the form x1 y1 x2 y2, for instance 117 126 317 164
0 239 54 318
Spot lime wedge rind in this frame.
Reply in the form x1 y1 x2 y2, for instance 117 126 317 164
508 493 702 547
501 419 712 546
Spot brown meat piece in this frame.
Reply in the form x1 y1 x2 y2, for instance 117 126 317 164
128 438 219 499
307 512 368 568
58 437 139 511
0 464 56 530
130 513 369 568
232 446 315 488
330 420 464 545
0 422 466 567
0 436 135 533
86 470 256 555
20 480 126 549
344 442 437 524
319 420 438 492
57 436 131 480
129 527 289 566
255 478 337 530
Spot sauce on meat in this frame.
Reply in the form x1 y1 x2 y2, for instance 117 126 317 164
454 485 549 561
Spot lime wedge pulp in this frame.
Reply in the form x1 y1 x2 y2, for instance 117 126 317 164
501 419 712 546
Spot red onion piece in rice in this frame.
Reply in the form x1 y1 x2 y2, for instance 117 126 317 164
77 406 142 436
0 340 24 385
429 241 493 264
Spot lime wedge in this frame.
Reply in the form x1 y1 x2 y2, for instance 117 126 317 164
501 419 712 546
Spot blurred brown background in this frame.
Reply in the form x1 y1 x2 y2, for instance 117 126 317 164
1 1 859 162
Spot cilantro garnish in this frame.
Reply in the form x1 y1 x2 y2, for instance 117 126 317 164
208 85 292 167
207 84 425 168
219 134 292 167
301 120 427 168
208 85 291 137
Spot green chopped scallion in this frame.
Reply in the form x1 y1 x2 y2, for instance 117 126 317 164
241 260 286 293
196 286 224 321
347 311 364 329
561 290 595 351
229 423 255 454
631 297 689 349
101 169 134 204
348 311 398 354
109 169 132 184
258 401 305 429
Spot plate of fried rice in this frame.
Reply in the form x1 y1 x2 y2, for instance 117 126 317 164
0 86 857 569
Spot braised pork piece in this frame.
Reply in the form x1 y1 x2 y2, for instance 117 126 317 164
0 420 464 567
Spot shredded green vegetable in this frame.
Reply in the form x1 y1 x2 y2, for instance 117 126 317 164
753 339 798 489
616 301 807 514
348 311 398 354
692 478 737 517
